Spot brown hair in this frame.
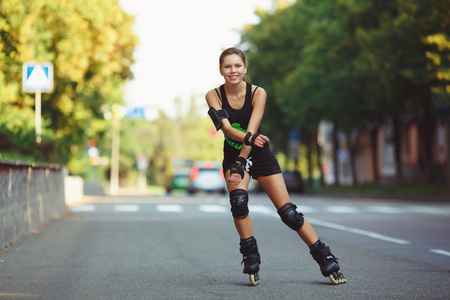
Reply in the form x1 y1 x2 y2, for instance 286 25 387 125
219 47 248 67
219 47 250 82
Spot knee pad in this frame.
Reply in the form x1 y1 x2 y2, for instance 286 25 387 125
277 203 304 231
230 189 249 219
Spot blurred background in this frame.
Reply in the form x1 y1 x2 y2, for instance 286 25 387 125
0 0 449 197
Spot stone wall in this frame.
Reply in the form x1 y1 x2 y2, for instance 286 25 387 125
0 159 66 249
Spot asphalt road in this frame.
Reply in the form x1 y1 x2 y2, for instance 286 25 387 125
1 192 449 299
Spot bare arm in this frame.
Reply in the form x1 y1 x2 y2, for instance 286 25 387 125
205 87 269 147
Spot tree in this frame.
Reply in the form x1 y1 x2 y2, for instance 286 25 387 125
242 0 371 186
353 0 450 183
0 0 138 170
240 0 449 186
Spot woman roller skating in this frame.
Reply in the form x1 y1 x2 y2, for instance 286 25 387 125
205 47 346 286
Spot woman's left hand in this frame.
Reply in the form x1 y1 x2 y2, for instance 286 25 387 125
228 173 242 185
253 133 269 147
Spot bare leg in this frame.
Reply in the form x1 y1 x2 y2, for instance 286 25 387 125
258 173 345 282
257 173 319 246
234 216 254 239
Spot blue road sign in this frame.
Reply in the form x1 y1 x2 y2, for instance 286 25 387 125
125 106 146 119
22 62 53 92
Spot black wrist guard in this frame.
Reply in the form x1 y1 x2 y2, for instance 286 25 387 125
236 156 247 166
230 161 245 179
244 132 252 146
244 132 261 147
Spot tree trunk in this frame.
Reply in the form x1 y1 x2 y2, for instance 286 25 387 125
332 123 340 186
348 133 360 186
421 96 435 183
393 115 404 183
307 144 313 187
370 125 380 184
316 133 325 187
447 116 450 187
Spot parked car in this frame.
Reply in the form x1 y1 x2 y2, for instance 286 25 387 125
188 161 226 194
166 171 191 194
282 171 304 193
165 158 194 194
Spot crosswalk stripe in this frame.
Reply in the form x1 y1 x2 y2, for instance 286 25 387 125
407 206 450 215
325 206 359 214
70 203 450 217
296 205 318 213
114 204 139 212
198 205 228 213
366 206 405 214
156 204 183 213
249 205 277 216
70 204 96 212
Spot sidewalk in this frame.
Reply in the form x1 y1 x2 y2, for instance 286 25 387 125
306 191 450 203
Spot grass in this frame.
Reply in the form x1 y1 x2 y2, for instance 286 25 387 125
308 182 450 199
146 185 167 196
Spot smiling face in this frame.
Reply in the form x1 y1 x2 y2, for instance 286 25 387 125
220 54 247 85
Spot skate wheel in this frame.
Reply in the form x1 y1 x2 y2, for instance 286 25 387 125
249 273 260 286
329 272 346 285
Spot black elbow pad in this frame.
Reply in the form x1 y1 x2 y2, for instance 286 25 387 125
208 107 230 131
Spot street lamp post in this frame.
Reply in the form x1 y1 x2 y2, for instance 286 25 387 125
110 110 120 195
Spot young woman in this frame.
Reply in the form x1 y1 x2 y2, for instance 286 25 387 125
205 47 346 286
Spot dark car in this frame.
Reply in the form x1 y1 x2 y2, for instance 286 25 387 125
165 158 194 194
188 161 226 194
166 171 191 194
282 171 304 193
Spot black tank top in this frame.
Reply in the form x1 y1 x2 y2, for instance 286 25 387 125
216 82 259 151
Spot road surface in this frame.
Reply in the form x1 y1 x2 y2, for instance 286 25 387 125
1 193 449 299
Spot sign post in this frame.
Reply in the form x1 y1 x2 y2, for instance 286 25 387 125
110 104 125 195
287 129 301 160
137 153 148 192
22 62 53 143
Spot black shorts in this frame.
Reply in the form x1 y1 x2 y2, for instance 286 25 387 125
222 143 282 179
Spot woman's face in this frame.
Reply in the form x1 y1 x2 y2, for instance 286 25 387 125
220 54 247 84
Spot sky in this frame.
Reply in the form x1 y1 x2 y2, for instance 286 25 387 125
119 0 275 119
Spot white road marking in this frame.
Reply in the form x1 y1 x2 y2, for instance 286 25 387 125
70 205 96 212
249 205 277 216
68 203 450 219
156 204 183 213
69 203 440 247
198 205 228 213
113 204 139 212
407 206 450 215
308 217 411 245
430 249 450 257
366 206 405 214
296 205 318 213
325 206 359 214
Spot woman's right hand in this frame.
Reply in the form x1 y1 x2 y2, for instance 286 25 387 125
228 172 243 185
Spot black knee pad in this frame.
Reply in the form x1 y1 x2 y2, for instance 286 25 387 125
230 189 249 219
277 203 304 231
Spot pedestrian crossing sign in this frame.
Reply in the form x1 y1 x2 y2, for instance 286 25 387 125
22 62 53 92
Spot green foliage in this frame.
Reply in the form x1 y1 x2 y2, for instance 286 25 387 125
114 101 223 186
241 0 449 130
0 0 138 165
